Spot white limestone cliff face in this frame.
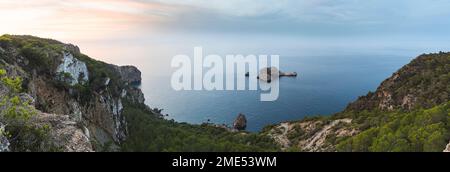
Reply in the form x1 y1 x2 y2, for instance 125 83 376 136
56 52 89 86
113 99 126 141
98 94 127 143
0 36 146 151
444 142 450 152
54 52 128 144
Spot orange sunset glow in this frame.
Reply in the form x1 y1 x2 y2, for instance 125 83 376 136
0 0 176 40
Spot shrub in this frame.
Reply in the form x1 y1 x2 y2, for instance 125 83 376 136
0 68 51 151
120 101 278 152
336 102 450 152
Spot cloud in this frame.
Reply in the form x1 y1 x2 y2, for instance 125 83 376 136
1 0 450 42
147 0 450 20
143 0 450 36
0 0 176 41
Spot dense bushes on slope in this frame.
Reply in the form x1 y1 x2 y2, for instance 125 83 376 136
0 69 53 151
121 102 278 152
3 34 449 152
335 53 450 151
336 102 450 152
265 52 450 152
1 35 279 152
346 52 450 111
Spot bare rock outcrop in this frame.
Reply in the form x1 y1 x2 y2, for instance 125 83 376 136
268 122 291 149
233 113 247 131
246 67 297 83
346 52 450 111
444 142 450 152
56 52 89 86
0 122 10 152
1 81 92 151
117 66 141 85
32 113 93 152
0 35 146 151
267 118 357 151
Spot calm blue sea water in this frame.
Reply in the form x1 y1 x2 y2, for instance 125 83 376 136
140 55 413 132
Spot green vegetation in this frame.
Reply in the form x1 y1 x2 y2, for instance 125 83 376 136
118 52 450 152
121 101 279 152
0 69 22 93
74 53 123 98
0 35 64 73
1 35 123 102
395 53 450 108
0 69 52 151
347 52 450 111
2 35 449 152
336 102 450 152
2 35 276 151
333 52 450 152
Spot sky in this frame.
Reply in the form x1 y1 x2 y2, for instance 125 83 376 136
1 0 450 65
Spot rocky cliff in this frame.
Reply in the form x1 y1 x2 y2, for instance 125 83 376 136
265 117 358 152
346 52 450 111
1 35 280 152
0 35 145 151
265 52 450 152
2 35 448 152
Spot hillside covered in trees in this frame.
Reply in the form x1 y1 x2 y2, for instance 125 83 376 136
264 52 450 152
1 35 449 152
0 35 277 152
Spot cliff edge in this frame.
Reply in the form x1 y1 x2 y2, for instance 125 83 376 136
264 52 450 152
0 35 145 151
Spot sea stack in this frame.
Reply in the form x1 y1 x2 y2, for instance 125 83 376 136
257 67 279 83
246 67 297 83
233 113 247 131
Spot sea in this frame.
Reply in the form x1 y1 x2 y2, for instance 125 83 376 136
139 54 413 132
